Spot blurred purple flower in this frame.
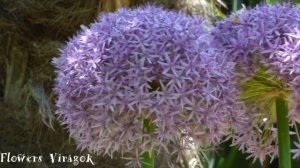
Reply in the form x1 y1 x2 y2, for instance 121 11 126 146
212 3 300 163
213 4 300 79
291 141 300 159
53 5 240 164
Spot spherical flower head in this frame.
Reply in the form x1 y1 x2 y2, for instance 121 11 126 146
212 3 300 78
212 3 300 163
53 5 238 163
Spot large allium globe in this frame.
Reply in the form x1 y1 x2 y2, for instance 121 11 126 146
53 6 239 164
212 3 300 162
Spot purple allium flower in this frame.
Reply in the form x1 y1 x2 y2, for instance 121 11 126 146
212 3 300 163
53 5 239 164
213 4 300 79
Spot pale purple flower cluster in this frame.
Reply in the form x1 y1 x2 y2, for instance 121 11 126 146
53 6 239 164
213 4 300 76
212 3 300 162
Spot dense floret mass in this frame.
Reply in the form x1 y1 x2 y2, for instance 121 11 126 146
212 3 300 162
212 4 300 78
53 6 240 163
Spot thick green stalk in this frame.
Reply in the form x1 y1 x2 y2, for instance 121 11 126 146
276 97 291 168
141 119 155 168
141 151 154 168
231 0 243 12
223 148 238 168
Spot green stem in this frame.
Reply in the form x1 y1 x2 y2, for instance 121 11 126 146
294 122 300 142
141 118 155 168
216 147 241 168
141 151 154 168
224 148 238 168
231 0 243 12
276 97 291 168
266 0 284 4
